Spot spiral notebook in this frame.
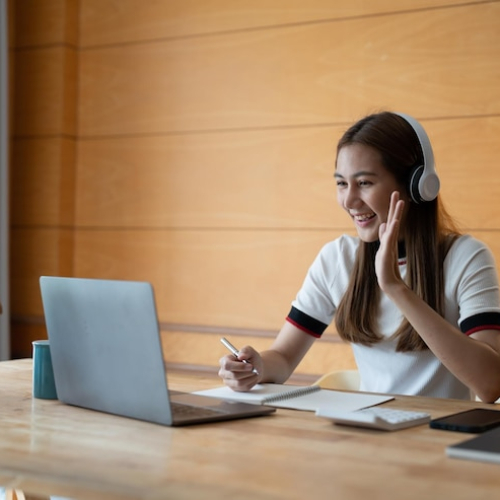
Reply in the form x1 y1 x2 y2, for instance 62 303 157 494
194 383 393 412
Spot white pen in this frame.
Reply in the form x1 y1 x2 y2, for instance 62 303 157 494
220 337 259 375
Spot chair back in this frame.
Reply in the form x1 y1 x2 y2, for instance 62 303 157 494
314 370 360 391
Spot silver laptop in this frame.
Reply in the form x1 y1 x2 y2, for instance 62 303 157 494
39 276 275 426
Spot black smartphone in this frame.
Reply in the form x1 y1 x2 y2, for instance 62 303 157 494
430 408 500 433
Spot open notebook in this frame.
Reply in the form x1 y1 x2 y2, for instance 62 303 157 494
194 383 393 412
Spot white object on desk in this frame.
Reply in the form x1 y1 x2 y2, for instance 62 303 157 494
316 406 431 431
194 383 393 412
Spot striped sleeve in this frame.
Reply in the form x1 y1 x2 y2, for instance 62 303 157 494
286 306 329 338
460 312 500 336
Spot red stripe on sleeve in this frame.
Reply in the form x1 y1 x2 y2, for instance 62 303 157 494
286 317 322 338
465 325 500 336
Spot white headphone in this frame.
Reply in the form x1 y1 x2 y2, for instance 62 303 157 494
396 113 440 203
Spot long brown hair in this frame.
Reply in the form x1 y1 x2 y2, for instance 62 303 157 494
334 112 460 351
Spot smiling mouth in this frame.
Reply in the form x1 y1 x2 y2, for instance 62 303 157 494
352 212 376 222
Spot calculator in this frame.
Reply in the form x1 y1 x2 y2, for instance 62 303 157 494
316 406 431 431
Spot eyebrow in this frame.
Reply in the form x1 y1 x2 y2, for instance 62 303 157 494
334 171 378 179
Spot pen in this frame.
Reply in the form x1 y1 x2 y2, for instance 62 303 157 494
220 337 259 375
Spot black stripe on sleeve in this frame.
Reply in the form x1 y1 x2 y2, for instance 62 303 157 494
286 306 328 338
460 312 500 336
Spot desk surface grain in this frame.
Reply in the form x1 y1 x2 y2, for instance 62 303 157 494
0 359 498 500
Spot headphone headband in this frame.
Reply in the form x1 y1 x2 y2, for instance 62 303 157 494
395 112 440 203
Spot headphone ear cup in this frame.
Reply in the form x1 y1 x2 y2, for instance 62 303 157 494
408 164 424 203
419 171 440 203
396 112 440 203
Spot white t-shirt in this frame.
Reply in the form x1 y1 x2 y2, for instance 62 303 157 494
290 234 500 399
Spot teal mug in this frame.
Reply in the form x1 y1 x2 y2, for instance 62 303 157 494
32 340 58 399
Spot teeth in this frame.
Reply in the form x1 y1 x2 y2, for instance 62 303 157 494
354 213 375 221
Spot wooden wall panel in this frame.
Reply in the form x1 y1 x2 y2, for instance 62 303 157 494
72 228 500 328
10 1 500 373
76 116 500 230
11 138 76 225
425 116 500 231
78 3 500 136
10 229 74 316
10 323 48 360
161 331 356 378
79 0 483 46
14 0 78 47
72 229 338 331
13 47 77 136
10 0 78 359
76 126 341 229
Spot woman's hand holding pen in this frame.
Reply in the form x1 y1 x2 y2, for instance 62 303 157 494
375 191 406 296
218 339 262 392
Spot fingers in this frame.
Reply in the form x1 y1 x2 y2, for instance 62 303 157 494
394 199 405 224
378 221 387 240
218 353 260 391
387 191 404 225
383 192 404 242
375 192 406 292
387 191 399 224
219 353 256 375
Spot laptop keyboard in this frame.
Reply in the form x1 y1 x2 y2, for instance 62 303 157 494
171 402 225 418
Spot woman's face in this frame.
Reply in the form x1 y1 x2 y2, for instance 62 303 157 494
335 143 408 242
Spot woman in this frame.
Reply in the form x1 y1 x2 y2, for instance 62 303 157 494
218 111 500 403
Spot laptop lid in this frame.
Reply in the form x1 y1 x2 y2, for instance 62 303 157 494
39 276 275 426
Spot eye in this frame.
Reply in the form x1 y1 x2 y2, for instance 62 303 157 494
358 179 372 187
336 180 347 187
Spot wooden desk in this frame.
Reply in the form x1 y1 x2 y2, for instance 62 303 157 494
0 359 498 500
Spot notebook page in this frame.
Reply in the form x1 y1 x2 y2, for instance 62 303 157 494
266 389 393 412
193 384 393 412
193 384 310 404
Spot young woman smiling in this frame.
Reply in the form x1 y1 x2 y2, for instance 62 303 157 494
218 111 500 403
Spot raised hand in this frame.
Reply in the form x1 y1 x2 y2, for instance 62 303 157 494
375 191 406 294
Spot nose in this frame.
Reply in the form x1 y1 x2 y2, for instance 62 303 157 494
341 185 361 210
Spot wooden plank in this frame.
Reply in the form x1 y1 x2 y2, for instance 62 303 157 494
14 227 500 328
76 125 343 229
78 3 500 136
161 330 356 377
13 46 77 136
76 116 500 230
11 138 76 225
430 117 500 231
9 316 354 375
10 322 47 360
12 0 78 47
10 229 74 315
72 228 333 330
79 0 484 46
72 228 500 329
